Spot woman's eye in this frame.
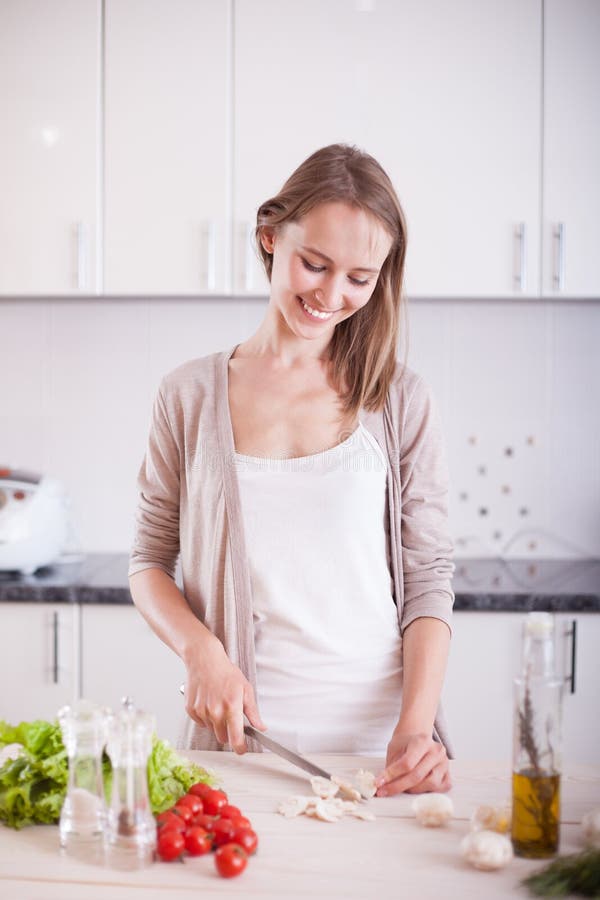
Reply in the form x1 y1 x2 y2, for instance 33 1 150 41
301 258 370 287
301 258 325 273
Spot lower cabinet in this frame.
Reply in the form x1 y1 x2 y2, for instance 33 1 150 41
80 605 186 745
0 602 80 724
442 611 600 766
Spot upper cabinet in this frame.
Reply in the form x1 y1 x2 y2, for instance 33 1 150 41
0 0 100 295
542 0 600 298
104 0 230 295
1 1 598 299
234 0 541 299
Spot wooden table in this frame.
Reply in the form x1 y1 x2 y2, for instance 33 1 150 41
0 754 598 899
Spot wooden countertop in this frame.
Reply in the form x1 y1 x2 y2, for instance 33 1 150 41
0 754 598 899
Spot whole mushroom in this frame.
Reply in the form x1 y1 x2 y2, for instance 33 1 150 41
460 830 513 871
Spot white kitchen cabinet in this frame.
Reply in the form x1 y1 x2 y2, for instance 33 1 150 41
443 611 600 766
0 0 100 295
80 605 186 745
233 0 542 299
0 603 79 724
542 0 600 297
103 0 231 295
555 613 600 768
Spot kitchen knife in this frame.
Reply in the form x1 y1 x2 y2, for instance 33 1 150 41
179 684 366 798
243 724 333 780
179 683 329 776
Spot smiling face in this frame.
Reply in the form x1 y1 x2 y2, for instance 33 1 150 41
260 201 394 341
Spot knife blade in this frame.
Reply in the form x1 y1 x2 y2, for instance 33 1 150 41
243 724 333 780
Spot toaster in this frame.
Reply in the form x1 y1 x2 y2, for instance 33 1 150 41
0 467 70 574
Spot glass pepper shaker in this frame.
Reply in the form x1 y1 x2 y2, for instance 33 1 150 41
57 699 108 856
105 697 156 869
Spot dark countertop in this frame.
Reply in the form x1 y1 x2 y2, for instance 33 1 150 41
0 554 598 612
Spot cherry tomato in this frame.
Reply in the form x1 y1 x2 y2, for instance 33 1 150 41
202 789 228 816
231 827 258 856
212 818 236 847
173 802 194 824
215 843 248 878
177 794 204 816
157 829 185 862
156 810 186 832
189 782 223 800
228 815 252 830
184 826 213 856
219 804 241 820
192 813 217 831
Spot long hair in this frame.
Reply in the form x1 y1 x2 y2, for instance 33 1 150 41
255 143 409 417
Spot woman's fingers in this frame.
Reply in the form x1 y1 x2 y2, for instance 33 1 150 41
243 684 267 732
404 759 452 794
378 740 447 796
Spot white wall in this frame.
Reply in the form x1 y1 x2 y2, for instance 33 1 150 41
1 297 598 559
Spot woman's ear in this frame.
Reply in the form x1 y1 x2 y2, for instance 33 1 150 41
259 226 276 254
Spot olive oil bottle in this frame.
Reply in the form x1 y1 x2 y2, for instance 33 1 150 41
511 612 563 858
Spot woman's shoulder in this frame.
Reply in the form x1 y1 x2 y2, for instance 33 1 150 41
158 347 229 399
388 359 429 404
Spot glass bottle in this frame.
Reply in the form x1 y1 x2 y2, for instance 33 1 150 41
57 699 108 857
511 611 563 858
105 697 156 869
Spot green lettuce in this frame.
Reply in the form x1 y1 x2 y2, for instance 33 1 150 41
0 718 214 830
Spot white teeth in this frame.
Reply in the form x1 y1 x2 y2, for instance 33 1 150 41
301 299 333 320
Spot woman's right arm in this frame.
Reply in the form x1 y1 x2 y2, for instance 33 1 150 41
129 567 265 753
129 381 264 752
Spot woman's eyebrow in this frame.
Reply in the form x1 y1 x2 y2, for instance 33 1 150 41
300 245 379 274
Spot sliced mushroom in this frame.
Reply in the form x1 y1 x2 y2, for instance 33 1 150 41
310 776 340 799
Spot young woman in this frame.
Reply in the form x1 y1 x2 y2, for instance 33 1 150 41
129 144 455 796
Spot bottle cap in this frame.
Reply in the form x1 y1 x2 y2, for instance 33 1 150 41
524 611 553 638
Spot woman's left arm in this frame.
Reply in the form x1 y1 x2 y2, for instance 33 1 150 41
376 373 455 796
375 617 452 796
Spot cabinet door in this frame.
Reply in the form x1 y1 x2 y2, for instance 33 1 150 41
0 603 79 723
234 0 541 298
555 613 600 767
0 0 100 295
442 612 522 760
543 0 600 297
104 0 230 295
81 605 186 745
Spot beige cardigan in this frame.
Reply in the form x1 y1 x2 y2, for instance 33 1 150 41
129 345 455 756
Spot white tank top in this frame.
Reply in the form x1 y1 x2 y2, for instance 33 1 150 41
235 421 403 755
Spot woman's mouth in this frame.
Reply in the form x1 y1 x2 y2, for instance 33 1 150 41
297 296 335 321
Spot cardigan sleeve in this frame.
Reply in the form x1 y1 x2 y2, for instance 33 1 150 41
398 376 455 635
128 380 181 580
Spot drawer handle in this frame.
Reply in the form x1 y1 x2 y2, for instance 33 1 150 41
552 222 565 292
564 618 576 695
52 611 59 685
514 222 527 292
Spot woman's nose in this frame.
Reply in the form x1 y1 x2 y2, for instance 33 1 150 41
314 283 342 311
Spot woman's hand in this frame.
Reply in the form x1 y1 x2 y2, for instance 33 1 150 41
375 731 451 796
183 636 266 754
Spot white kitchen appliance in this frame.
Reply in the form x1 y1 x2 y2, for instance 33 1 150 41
0 466 70 574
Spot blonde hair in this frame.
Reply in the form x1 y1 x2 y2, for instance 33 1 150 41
255 143 409 417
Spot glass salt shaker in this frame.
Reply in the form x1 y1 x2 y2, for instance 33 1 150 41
105 697 156 869
58 699 108 858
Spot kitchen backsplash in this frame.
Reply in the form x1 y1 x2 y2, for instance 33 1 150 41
1 297 599 559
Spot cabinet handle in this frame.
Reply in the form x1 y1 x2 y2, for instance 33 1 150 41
52 611 59 685
514 222 527 292
244 222 254 292
564 618 577 695
552 222 565 292
205 220 217 291
76 221 88 292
